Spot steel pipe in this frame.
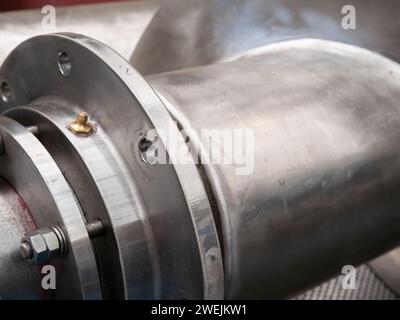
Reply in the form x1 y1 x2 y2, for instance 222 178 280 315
0 32 400 299
147 39 400 298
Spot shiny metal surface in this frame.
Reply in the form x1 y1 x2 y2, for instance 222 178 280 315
147 39 400 298
132 0 400 74
1 0 400 299
370 248 400 296
5 0 400 76
6 101 156 299
0 33 223 299
0 116 101 299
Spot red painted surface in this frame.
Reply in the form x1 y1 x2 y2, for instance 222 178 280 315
0 0 125 12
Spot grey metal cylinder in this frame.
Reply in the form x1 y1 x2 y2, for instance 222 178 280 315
146 39 400 298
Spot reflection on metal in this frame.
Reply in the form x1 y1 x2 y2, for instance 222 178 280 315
0 115 101 299
0 0 400 300
147 39 400 298
370 248 400 296
131 0 400 74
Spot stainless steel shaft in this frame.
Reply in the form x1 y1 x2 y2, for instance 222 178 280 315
147 39 400 298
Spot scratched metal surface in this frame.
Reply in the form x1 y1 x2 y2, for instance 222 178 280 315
1 0 400 300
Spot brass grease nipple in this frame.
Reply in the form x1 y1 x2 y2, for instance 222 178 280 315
67 112 95 136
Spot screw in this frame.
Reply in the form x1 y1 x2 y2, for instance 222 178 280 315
26 125 40 137
85 219 105 238
20 241 33 260
50 225 68 257
67 112 95 136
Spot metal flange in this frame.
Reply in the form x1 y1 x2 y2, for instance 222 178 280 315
0 116 101 299
0 33 224 299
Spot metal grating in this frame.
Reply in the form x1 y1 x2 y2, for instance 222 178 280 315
295 265 398 300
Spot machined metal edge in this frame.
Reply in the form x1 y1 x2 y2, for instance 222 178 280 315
0 116 101 299
0 33 224 299
5 102 152 299
55 32 224 299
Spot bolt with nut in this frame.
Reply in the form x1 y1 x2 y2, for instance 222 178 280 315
20 226 68 265
20 220 104 264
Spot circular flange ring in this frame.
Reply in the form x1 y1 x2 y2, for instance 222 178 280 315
0 33 224 299
5 101 148 300
0 116 101 299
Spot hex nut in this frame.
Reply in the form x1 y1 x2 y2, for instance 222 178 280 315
38 228 61 260
21 227 61 264
21 232 48 264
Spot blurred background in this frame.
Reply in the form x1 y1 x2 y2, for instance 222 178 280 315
0 0 124 12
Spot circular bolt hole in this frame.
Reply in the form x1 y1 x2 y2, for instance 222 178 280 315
138 138 153 153
0 81 12 103
138 137 158 164
58 51 72 76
